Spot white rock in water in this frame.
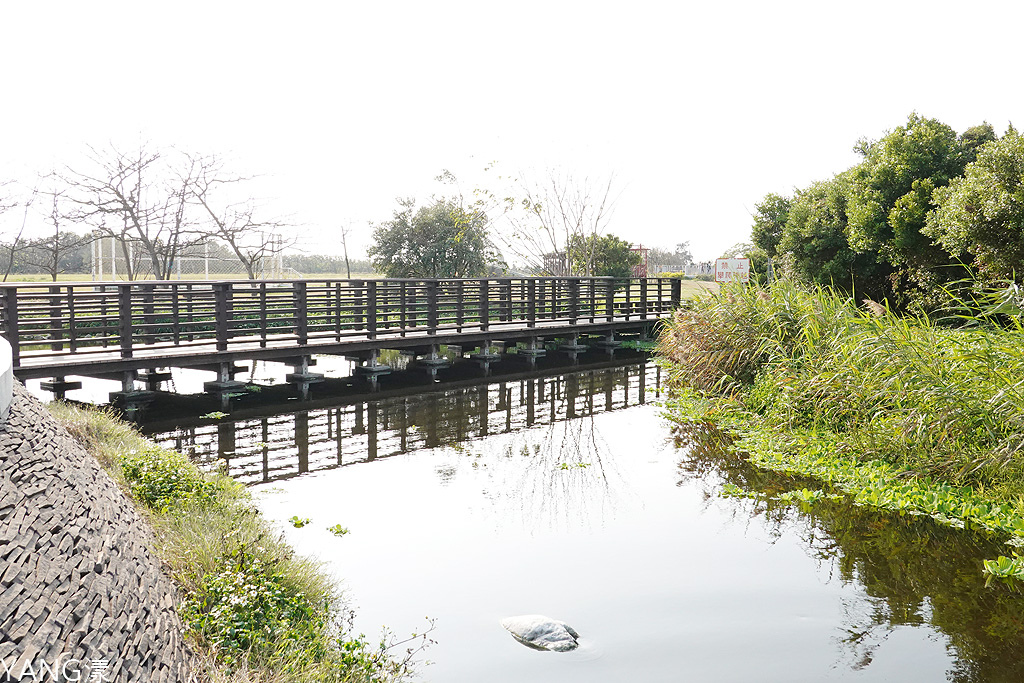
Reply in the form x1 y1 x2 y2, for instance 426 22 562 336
501 614 580 652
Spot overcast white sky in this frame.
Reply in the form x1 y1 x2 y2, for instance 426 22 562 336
2 0 1022 263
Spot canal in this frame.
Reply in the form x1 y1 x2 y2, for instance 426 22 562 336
119 356 1024 682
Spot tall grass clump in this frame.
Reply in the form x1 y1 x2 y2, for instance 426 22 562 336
658 279 1024 515
50 402 430 683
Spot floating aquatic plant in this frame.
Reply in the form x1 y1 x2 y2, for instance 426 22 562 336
660 281 1024 581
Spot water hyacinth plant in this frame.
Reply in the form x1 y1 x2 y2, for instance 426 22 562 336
659 280 1024 579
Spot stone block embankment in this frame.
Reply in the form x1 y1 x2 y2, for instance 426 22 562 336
0 383 192 682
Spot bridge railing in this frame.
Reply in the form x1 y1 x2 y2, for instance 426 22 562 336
0 277 682 365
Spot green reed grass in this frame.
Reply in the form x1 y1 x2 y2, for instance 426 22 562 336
658 280 1024 577
658 280 1024 490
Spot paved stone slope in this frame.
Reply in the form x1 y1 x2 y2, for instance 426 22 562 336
0 383 193 682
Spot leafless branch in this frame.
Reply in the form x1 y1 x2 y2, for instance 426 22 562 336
490 170 619 275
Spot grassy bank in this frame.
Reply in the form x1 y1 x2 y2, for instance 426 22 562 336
49 402 430 682
657 281 1024 580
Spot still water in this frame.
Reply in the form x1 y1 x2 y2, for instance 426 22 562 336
141 358 1024 682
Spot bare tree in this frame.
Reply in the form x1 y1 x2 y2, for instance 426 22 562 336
188 154 293 280
491 170 619 275
64 143 205 280
0 184 35 282
0 180 16 215
18 187 94 281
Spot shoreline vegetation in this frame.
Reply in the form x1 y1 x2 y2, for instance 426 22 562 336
49 402 432 683
656 281 1024 583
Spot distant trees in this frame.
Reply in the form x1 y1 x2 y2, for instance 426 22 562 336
567 233 640 278
283 253 374 275
369 198 502 278
648 242 693 269
751 114 1009 306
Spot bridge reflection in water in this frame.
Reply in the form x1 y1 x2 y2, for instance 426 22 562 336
145 358 661 485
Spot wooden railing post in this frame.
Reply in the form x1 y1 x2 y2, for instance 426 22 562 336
353 280 365 331
213 282 230 351
118 283 134 358
569 278 580 325
400 281 408 333
367 280 378 339
3 288 20 367
141 283 155 345
294 281 307 345
527 279 537 329
427 280 438 335
502 280 512 322
171 283 181 347
67 285 78 353
605 279 615 322
48 285 62 351
622 278 633 320
587 278 596 323
671 277 682 308
456 280 465 332
640 278 648 320
260 282 269 348
479 279 489 332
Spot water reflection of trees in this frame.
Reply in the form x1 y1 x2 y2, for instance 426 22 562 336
672 422 1024 683
475 378 635 533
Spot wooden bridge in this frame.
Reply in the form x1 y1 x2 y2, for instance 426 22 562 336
0 276 681 399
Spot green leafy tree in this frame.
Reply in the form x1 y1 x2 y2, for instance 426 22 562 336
843 114 995 301
757 115 999 306
779 175 893 299
926 127 1024 280
566 233 640 277
751 193 791 259
369 198 501 278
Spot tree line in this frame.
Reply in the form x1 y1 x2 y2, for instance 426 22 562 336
750 113 1024 308
1 146 698 282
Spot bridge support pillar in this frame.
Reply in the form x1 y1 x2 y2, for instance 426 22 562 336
139 369 173 391
469 340 501 375
415 345 450 380
285 355 325 387
354 349 392 390
517 337 546 368
40 376 83 400
593 331 622 357
558 334 588 364
203 362 248 393
109 370 154 419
